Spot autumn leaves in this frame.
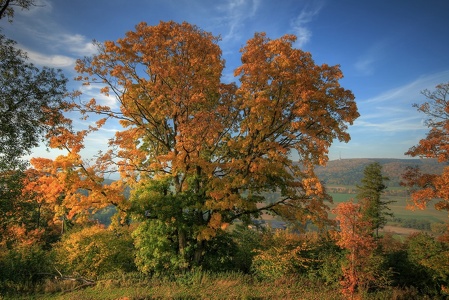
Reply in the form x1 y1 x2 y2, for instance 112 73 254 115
27 21 358 243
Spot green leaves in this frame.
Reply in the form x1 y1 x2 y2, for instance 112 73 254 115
0 35 67 164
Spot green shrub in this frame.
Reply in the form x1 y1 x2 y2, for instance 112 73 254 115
53 225 136 279
200 233 241 272
251 229 314 280
406 232 449 296
0 243 54 295
133 219 188 275
306 238 344 285
230 224 263 273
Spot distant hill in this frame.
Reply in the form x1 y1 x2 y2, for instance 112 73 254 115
315 158 446 187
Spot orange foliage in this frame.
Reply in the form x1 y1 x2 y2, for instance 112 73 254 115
333 201 376 298
36 21 358 266
403 82 449 217
25 124 128 225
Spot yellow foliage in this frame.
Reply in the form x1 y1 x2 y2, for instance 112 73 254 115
252 229 314 279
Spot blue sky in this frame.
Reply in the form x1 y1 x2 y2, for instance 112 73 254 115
2 0 449 162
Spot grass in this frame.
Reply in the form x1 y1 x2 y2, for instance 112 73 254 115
1 273 345 300
2 271 438 300
327 186 447 224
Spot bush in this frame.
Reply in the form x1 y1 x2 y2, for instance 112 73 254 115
200 232 241 272
230 224 263 273
133 219 188 275
306 237 344 285
0 245 54 295
251 229 314 280
53 224 136 278
406 232 449 295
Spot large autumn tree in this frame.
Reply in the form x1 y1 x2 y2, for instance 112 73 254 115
44 21 358 269
402 82 449 220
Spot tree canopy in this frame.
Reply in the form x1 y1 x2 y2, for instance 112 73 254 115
0 35 67 168
403 82 449 216
31 21 359 269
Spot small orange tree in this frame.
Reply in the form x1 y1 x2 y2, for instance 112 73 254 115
41 21 359 271
333 201 377 298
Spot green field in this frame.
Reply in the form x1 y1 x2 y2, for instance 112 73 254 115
327 185 448 225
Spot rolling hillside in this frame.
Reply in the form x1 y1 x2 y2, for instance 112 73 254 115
315 158 446 186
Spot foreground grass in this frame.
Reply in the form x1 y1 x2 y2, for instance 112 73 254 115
2 272 430 300
1 272 345 300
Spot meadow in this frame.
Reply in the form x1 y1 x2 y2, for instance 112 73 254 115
328 185 447 223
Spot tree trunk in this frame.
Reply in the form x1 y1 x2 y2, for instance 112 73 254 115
178 227 187 258
193 240 204 266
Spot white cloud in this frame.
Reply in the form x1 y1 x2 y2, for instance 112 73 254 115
24 48 75 68
55 33 98 57
354 116 425 133
354 56 376 76
346 70 449 137
6 1 97 69
290 1 324 47
23 30 97 60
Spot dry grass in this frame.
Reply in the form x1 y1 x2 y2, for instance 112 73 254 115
2 273 344 300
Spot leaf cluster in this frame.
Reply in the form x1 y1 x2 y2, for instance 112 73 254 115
403 82 449 215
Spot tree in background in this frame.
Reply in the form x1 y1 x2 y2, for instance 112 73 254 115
356 162 391 237
0 34 67 245
403 82 449 242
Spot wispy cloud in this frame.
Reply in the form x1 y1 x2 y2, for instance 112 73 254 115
363 70 449 104
215 0 261 42
354 115 424 133
290 1 324 47
21 29 97 63
78 85 120 110
8 1 97 69
52 33 98 57
350 70 449 135
354 41 387 76
16 0 53 16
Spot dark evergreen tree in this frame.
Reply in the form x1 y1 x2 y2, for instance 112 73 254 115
356 162 392 237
